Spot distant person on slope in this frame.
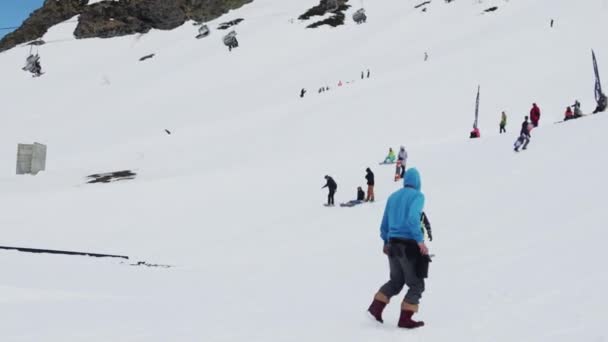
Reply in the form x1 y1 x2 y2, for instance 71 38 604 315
564 106 574 121
383 148 396 164
367 168 430 329
469 126 480 139
366 168 375 202
322 175 338 206
300 88 307 98
514 116 531 152
499 111 507 133
530 103 541 127
357 186 365 201
572 100 583 118
340 187 365 207
398 146 408 177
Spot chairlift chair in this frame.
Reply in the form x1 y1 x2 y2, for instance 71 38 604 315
353 8 367 24
196 24 210 39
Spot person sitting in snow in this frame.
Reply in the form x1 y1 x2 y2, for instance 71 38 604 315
469 126 480 139
383 148 396 164
564 106 574 121
340 187 365 207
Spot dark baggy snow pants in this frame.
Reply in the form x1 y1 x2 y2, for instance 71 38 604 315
379 241 425 305
328 190 335 205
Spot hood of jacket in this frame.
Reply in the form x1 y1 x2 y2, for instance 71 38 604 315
403 168 421 191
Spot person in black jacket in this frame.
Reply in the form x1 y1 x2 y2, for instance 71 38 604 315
322 175 338 206
365 168 375 202
357 186 365 201
515 116 531 152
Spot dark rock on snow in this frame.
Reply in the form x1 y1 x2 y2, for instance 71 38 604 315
217 18 244 30
139 53 155 62
299 0 351 29
87 170 137 184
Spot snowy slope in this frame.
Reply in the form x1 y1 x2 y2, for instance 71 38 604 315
1 0 607 340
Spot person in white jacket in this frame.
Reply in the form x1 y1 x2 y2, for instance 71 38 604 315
397 146 408 178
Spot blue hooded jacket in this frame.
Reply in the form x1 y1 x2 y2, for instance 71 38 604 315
380 168 425 244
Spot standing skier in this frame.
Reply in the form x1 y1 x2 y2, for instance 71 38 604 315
530 103 541 127
300 88 307 98
322 175 337 206
514 116 531 152
398 146 407 178
365 168 375 202
499 111 507 133
367 168 430 329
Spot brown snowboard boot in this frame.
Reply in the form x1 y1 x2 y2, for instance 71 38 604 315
367 294 388 323
398 303 425 329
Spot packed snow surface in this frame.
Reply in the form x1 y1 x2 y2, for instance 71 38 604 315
1 0 607 340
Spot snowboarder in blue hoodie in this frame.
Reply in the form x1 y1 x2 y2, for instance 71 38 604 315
367 168 430 329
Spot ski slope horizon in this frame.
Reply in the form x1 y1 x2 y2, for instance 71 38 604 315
1 0 607 340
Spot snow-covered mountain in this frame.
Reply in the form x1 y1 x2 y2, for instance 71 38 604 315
1 0 607 340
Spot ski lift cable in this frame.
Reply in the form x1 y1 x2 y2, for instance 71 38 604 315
1 19 78 34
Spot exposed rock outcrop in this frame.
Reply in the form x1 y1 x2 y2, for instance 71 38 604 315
0 0 88 53
299 0 351 29
0 0 253 52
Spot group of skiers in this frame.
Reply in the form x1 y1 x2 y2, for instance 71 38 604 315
502 104 539 152
322 167 375 207
562 95 606 120
502 98 607 151
564 100 584 121
380 146 408 181
301 69 372 98
321 146 409 207
485 96 608 150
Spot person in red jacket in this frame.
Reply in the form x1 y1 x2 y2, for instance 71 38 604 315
530 103 541 127
469 126 480 139
564 107 574 121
